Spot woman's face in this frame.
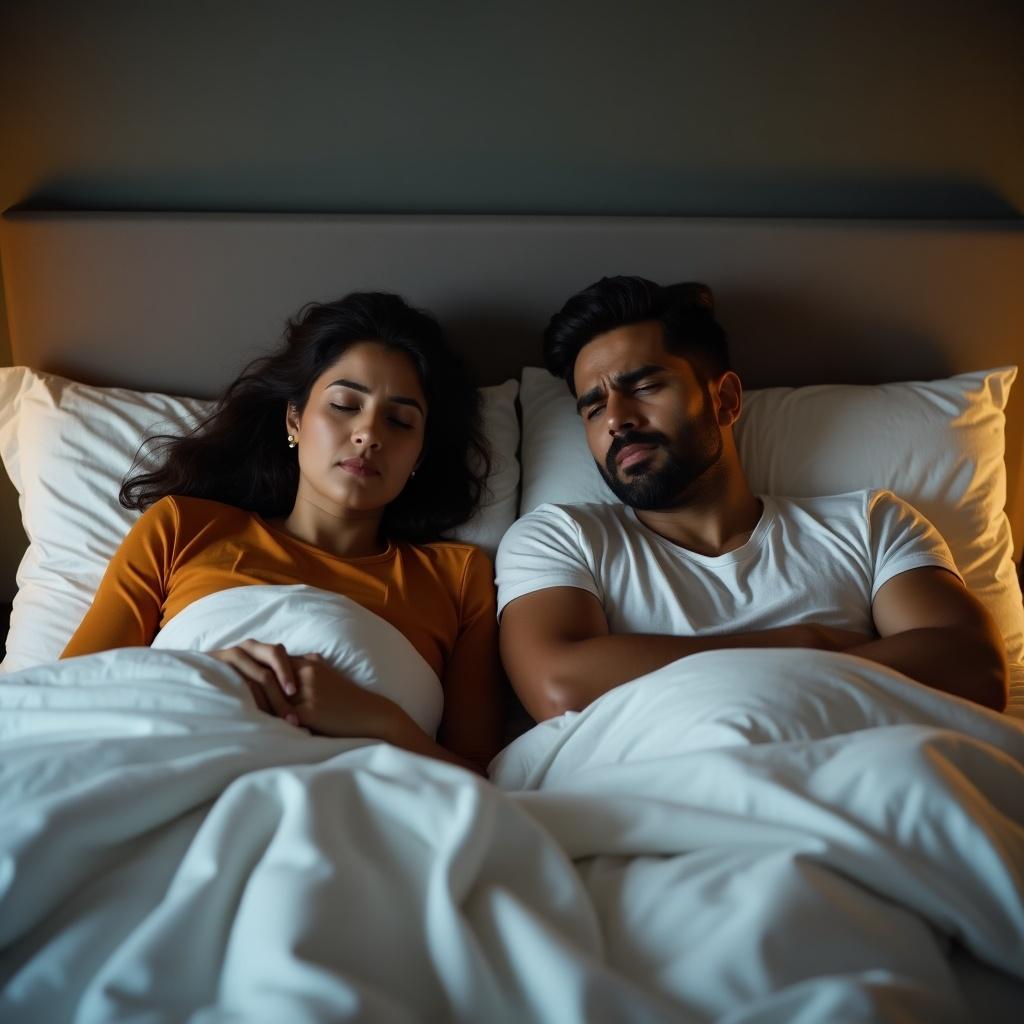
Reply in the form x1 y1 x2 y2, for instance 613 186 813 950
287 341 427 516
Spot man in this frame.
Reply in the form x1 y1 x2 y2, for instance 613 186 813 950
497 276 1008 721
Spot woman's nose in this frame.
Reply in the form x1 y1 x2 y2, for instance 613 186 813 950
352 416 382 449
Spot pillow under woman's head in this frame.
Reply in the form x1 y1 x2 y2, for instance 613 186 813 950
0 368 520 672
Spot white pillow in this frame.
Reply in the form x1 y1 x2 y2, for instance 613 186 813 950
449 378 520 557
0 368 519 673
519 366 1024 665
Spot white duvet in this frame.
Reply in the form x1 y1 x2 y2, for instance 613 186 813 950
2 585 1023 1023
493 649 1024 1021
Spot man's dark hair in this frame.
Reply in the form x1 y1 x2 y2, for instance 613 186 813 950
543 276 729 395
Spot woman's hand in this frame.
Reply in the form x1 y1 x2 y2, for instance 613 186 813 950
209 640 303 726
288 653 404 740
287 654 489 776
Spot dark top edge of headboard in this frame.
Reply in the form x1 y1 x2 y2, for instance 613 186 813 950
4 208 1024 230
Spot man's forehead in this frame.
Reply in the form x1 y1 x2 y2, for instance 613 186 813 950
572 323 685 393
592 363 666 389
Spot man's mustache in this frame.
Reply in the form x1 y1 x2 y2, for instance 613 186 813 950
606 430 670 472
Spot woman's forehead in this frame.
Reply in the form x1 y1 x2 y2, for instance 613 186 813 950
320 342 425 397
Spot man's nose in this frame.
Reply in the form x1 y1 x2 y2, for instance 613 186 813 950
606 393 638 435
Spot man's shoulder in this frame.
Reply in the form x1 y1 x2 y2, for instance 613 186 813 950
768 490 931 549
771 489 913 519
497 501 632 562
768 489 877 519
511 500 632 536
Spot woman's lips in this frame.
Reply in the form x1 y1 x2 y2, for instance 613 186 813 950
616 444 657 469
339 458 380 478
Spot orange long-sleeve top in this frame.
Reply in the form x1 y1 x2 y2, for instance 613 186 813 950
62 495 500 699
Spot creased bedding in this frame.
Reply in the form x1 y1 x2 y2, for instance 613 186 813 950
493 649 1024 1022
0 651 675 1023
2 604 1024 1021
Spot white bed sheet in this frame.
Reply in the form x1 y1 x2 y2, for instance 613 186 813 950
2 606 1023 1021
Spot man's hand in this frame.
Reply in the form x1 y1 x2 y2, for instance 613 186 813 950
806 624 876 652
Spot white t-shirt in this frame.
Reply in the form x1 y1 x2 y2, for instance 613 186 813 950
495 491 960 637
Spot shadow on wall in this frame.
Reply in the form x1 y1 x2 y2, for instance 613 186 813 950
722 291 951 387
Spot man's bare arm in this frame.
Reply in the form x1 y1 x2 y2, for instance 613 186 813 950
847 566 1008 711
499 587 869 721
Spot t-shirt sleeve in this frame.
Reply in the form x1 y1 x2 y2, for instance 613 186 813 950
494 504 599 617
61 497 178 657
453 546 499 666
866 489 961 598
436 546 503 767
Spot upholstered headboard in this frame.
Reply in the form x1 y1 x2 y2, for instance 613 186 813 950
2 211 1022 555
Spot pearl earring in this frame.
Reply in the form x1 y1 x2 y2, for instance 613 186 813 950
287 433 297 449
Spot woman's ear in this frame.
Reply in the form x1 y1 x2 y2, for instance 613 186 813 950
285 403 300 437
713 371 743 427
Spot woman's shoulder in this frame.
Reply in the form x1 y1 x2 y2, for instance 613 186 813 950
139 494 256 534
398 540 496 618
397 539 494 584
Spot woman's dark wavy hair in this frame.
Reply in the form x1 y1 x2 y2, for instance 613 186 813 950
543 276 729 395
121 292 490 543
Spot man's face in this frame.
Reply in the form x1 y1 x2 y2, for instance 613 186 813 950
572 321 723 510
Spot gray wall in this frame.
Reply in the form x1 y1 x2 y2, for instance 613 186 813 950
1 0 1022 601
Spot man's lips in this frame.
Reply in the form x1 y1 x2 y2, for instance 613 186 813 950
616 443 658 469
338 458 380 478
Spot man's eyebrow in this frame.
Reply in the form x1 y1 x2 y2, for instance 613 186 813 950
575 364 666 414
575 386 604 414
328 378 424 415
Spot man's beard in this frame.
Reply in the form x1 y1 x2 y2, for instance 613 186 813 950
597 400 724 511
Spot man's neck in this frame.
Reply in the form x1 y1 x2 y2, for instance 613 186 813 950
633 467 762 557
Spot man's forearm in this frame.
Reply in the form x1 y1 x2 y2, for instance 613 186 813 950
843 627 1008 711
533 624 846 718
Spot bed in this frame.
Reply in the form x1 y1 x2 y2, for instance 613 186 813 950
1 211 1023 1022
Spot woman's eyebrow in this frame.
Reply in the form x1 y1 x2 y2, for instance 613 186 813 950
327 378 424 415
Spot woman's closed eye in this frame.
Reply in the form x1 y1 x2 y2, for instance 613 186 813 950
330 403 414 430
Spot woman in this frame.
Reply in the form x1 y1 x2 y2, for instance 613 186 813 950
62 292 504 774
